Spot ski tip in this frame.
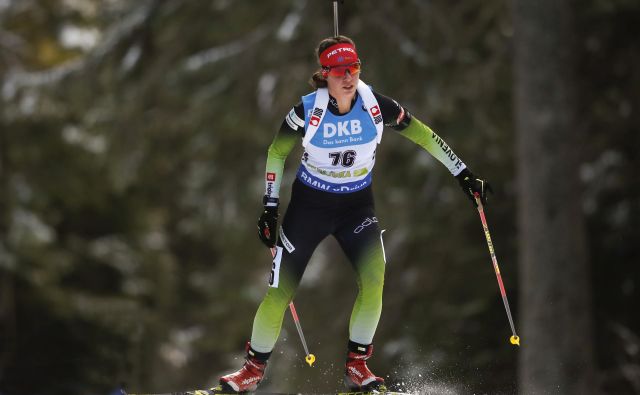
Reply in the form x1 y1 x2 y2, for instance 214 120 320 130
510 335 521 346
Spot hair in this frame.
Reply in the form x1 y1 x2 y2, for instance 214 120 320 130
308 35 357 89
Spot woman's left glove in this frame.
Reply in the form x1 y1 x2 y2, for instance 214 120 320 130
456 168 493 206
257 196 279 248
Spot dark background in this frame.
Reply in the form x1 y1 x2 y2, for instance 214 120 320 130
0 1 638 394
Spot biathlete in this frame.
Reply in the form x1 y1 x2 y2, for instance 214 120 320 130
219 35 491 393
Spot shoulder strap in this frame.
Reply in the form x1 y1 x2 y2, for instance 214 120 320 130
302 88 329 148
357 80 384 143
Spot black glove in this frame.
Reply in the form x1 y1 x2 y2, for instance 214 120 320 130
257 196 279 248
456 168 493 206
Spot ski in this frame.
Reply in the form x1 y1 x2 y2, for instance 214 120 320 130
121 386 413 395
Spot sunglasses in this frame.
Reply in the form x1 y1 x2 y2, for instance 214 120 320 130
322 61 362 77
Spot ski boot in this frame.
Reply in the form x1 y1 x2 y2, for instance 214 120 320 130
219 342 270 393
344 341 385 392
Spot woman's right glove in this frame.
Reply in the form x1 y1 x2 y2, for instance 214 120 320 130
456 168 493 206
257 196 279 248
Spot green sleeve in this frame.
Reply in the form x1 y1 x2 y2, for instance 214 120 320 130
397 117 467 176
264 126 300 200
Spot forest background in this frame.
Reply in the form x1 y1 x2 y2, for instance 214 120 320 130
0 1 638 394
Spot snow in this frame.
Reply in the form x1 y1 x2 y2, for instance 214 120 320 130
276 0 306 42
257 72 278 115
62 0 98 17
2 59 84 100
59 24 101 51
10 209 55 245
62 124 107 154
121 44 142 72
184 27 269 72
159 326 205 368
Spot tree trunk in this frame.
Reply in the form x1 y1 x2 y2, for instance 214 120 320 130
512 0 596 393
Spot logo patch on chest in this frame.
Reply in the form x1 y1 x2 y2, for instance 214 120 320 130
323 120 362 138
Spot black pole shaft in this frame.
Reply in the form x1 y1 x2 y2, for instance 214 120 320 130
333 1 339 36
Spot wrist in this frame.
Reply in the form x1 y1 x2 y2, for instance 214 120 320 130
263 195 279 208
456 168 473 181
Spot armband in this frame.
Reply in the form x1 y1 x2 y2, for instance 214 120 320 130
262 195 279 207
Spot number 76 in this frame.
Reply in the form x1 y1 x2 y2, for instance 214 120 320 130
329 150 356 167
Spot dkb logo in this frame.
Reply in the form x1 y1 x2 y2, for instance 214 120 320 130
323 120 362 138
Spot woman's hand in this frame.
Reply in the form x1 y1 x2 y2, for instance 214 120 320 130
456 168 493 206
257 198 279 248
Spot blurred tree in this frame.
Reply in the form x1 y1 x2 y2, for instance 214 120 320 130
513 0 596 393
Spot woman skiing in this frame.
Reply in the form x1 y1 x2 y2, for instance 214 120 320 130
219 35 491 393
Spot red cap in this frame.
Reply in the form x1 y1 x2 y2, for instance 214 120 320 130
319 43 359 67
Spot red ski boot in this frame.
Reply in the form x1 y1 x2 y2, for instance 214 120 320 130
344 341 385 391
219 342 270 393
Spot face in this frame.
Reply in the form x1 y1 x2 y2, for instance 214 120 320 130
326 64 361 99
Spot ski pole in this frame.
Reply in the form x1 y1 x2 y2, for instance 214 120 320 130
333 1 339 37
473 193 521 346
270 247 316 366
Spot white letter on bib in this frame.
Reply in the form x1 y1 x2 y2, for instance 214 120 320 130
324 123 336 138
351 120 362 135
337 121 350 136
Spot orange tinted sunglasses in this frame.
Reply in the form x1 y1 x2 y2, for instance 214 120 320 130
322 61 361 77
